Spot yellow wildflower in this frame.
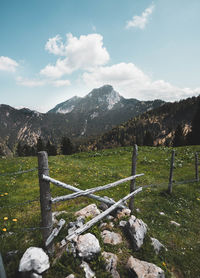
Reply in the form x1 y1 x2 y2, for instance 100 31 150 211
4 193 8 195
2 228 7 232
12 218 18 222
175 211 179 214
162 262 167 267
197 198 200 201
3 217 8 220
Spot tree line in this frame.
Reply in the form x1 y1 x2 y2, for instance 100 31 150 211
16 136 74 157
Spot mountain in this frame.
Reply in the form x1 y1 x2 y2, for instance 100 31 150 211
0 85 165 155
48 85 165 136
92 95 200 149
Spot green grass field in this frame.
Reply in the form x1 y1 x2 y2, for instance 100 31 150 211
0 146 200 277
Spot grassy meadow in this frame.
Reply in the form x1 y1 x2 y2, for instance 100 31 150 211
0 145 200 277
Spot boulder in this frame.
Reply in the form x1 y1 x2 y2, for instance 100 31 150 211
80 261 96 278
102 251 120 278
75 204 100 219
127 256 165 278
76 233 101 260
151 238 166 255
101 230 122 245
119 220 127 228
19 247 50 274
126 215 147 250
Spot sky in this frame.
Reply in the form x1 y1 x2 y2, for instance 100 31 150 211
1 0 200 112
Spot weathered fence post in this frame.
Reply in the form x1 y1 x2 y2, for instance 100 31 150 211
129 144 138 212
0 252 6 278
38 151 53 254
168 150 175 194
195 152 199 182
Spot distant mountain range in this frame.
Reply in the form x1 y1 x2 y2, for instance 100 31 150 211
0 85 165 155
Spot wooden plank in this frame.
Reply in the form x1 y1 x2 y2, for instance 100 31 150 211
168 150 175 194
38 151 53 254
60 187 142 246
42 175 126 209
195 152 199 182
52 174 144 203
129 144 138 212
45 219 66 247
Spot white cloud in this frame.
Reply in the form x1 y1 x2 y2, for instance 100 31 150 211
16 76 70 88
126 4 155 29
82 62 200 101
41 33 110 78
0 56 18 72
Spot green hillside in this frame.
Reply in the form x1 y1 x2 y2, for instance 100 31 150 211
0 146 200 277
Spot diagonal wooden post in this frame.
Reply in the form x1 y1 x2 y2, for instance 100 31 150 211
168 150 175 194
0 252 6 278
129 144 138 212
38 151 53 254
195 152 199 182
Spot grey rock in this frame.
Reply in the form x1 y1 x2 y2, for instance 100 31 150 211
99 222 114 230
151 238 166 255
126 215 147 250
101 230 122 245
75 204 100 219
80 261 96 278
119 220 127 227
159 212 165 216
65 275 76 278
19 247 50 274
102 252 120 278
116 208 131 219
106 215 114 221
30 273 42 278
127 256 165 278
67 217 85 235
76 233 101 259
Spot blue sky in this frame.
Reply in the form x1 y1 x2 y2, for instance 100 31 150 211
1 0 200 112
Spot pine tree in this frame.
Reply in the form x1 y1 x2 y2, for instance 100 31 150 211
190 101 200 145
60 136 73 155
46 140 57 156
36 137 45 152
172 124 185 147
143 131 154 146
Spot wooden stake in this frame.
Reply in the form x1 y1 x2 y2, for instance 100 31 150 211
168 150 175 194
38 151 53 254
129 144 138 212
195 152 199 182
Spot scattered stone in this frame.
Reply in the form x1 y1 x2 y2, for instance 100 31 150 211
170 221 181 227
80 261 96 278
65 275 76 278
136 208 140 213
19 247 50 274
151 238 166 255
127 256 165 278
52 211 68 224
101 230 122 245
76 233 101 260
106 215 114 221
126 215 147 250
75 204 100 219
99 222 114 230
119 220 127 228
117 208 131 219
102 252 120 278
159 212 165 216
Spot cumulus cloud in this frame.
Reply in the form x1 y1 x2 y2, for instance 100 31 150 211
126 4 155 29
0 56 18 72
16 76 70 88
82 62 200 101
41 33 110 78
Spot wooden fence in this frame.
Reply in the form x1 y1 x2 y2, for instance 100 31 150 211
38 145 143 253
37 147 199 253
